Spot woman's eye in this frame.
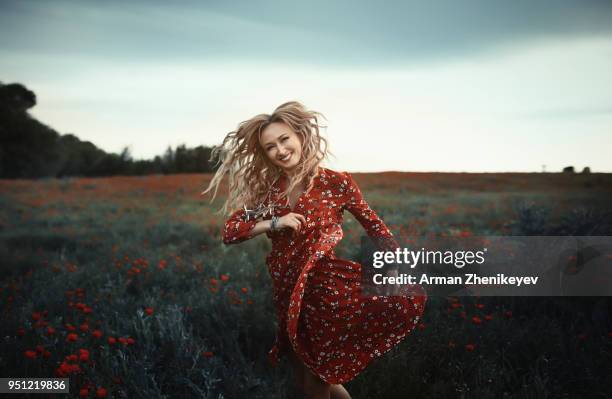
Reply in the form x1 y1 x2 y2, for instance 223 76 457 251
282 137 288 141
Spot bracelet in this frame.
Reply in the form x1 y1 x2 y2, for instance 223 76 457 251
270 216 279 231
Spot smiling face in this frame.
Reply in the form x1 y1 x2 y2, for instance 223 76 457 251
259 122 303 174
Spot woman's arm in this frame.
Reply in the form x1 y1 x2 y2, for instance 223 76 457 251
222 208 272 245
342 172 400 252
222 208 307 245
342 171 402 295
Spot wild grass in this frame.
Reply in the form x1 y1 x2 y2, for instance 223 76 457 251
1 172 611 398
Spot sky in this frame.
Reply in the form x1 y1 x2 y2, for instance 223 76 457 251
1 0 611 172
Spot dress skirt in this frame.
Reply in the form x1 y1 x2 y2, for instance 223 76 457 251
268 253 426 385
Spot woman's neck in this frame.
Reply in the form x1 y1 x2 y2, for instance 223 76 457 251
283 167 298 179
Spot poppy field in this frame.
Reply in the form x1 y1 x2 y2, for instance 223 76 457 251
1 172 611 398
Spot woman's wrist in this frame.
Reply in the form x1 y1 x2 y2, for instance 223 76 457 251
270 215 279 231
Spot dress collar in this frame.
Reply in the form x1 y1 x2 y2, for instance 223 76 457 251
270 167 323 207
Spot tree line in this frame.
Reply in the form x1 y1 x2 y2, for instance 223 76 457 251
0 81 219 179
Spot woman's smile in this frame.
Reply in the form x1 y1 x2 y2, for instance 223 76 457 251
278 152 292 162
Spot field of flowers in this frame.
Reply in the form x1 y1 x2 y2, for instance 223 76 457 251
1 172 611 398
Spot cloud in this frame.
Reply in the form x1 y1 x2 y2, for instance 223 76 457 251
2 1 611 172
2 0 612 66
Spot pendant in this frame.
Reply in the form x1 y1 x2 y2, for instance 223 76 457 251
242 203 277 222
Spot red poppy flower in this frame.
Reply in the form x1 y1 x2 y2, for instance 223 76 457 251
127 337 135 345
96 387 107 398
47 326 56 336
504 311 513 318
80 323 89 333
145 307 154 316
24 350 37 359
92 329 103 339
107 336 116 345
474 303 484 309
465 344 475 351
240 287 248 294
484 314 493 321
210 278 218 285
79 388 89 398
471 316 482 325
67 333 78 342
38 320 50 329
43 350 51 358
17 327 26 337
220 274 229 282
56 362 70 377
79 349 90 362
31 312 42 321
202 351 214 358
118 337 128 345
65 323 76 331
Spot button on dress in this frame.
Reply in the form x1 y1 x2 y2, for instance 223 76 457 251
222 167 427 384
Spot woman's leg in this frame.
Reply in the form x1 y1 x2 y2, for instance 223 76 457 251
287 346 330 399
302 368 331 399
286 347 305 394
330 384 352 399
287 346 351 399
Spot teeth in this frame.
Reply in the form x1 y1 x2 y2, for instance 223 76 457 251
279 153 291 161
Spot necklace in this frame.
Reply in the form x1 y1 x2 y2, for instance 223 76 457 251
241 175 283 222
241 174 308 221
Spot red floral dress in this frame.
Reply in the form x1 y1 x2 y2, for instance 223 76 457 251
223 167 427 384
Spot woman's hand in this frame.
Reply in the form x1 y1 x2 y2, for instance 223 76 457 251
276 212 306 234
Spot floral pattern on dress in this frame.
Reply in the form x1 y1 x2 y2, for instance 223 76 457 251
223 167 427 384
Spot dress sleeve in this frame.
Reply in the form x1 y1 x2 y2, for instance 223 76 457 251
222 207 259 245
342 172 400 252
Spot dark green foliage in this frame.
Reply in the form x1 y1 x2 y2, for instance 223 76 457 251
2 202 611 398
0 81 218 178
512 202 612 236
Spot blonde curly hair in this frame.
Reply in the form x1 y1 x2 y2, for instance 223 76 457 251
201 101 333 216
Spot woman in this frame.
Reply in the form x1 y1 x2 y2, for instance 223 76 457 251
202 101 426 399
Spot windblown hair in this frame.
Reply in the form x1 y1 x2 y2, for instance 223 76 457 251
202 101 332 216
